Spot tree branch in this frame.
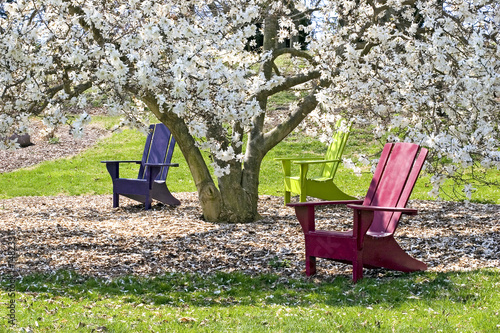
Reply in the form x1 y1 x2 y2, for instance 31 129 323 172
262 88 320 152
65 1 106 46
256 70 321 99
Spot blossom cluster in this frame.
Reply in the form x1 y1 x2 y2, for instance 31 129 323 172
0 0 498 200
1 0 266 172
309 0 499 199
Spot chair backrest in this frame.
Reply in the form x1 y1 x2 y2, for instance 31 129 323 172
319 119 351 179
138 123 176 181
363 142 428 235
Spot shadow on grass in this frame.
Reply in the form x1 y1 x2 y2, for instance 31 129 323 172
3 269 499 310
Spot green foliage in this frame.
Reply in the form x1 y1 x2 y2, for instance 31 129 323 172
48 137 60 145
1 269 498 332
268 256 292 269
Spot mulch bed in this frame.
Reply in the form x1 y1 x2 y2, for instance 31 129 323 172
0 193 498 280
0 119 108 173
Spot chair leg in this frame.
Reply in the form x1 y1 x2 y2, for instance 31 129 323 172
300 192 307 202
363 236 427 272
113 193 119 208
352 250 364 283
150 182 180 206
284 191 291 205
305 256 316 276
145 194 152 210
353 260 363 283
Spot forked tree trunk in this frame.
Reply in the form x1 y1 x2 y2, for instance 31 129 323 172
218 164 261 222
141 13 318 223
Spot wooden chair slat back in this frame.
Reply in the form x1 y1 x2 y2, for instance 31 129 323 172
363 143 427 234
138 124 176 181
320 120 351 179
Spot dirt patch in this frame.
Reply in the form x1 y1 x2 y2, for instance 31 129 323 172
0 114 498 280
0 118 109 173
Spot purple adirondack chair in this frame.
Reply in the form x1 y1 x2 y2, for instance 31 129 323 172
101 123 180 210
288 142 428 282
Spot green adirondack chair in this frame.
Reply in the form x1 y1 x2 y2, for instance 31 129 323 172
275 120 356 204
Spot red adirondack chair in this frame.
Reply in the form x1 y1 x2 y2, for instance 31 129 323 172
287 142 428 282
101 123 180 210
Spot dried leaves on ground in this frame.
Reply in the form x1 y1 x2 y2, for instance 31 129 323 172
0 193 498 280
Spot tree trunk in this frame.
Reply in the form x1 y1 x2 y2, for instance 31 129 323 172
138 12 313 223
218 162 260 223
143 97 223 222
140 15 283 223
144 96 263 223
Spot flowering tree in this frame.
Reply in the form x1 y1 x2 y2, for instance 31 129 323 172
1 0 498 222
314 0 499 200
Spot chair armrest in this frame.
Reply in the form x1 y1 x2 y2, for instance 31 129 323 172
287 200 364 208
293 159 341 165
102 161 142 180
144 163 179 167
274 157 320 161
144 163 179 185
346 204 418 215
101 160 142 164
276 157 319 177
288 200 364 234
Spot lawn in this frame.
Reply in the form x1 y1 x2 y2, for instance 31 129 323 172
0 116 498 332
1 270 499 332
1 122 499 203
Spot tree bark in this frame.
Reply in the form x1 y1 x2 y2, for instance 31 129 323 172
143 96 223 222
218 162 259 223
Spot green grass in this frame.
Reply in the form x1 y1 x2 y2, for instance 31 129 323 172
0 128 198 198
1 269 499 332
267 91 300 111
91 115 125 130
1 123 498 203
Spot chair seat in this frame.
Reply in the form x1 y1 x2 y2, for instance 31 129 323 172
310 230 352 237
366 230 393 238
118 178 148 182
287 176 332 183
310 229 393 239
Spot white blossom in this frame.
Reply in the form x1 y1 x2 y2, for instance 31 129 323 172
0 0 497 201
213 164 231 178
463 184 477 200
342 158 362 177
215 146 236 162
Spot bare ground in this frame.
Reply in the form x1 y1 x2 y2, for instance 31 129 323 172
0 119 109 173
0 120 498 280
